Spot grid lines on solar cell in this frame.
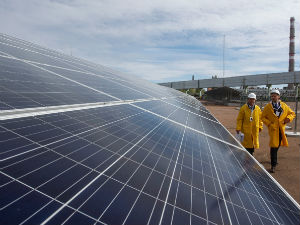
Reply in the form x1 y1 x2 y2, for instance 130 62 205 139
0 56 115 109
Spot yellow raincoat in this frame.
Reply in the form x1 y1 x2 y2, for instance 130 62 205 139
236 104 263 148
261 101 295 147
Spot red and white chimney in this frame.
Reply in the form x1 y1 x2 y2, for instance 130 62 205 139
289 17 295 72
288 17 295 89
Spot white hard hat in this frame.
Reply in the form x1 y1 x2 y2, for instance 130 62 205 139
270 89 280 95
247 93 256 99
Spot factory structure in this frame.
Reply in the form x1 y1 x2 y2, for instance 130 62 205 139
160 17 299 102
240 16 296 99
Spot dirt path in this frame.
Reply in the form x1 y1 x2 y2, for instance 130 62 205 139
204 103 300 204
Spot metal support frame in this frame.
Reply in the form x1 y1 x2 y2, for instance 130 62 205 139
267 84 272 99
294 84 299 133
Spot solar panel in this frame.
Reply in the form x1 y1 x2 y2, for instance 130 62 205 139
0 33 300 225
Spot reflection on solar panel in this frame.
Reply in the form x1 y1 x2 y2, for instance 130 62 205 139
0 33 299 225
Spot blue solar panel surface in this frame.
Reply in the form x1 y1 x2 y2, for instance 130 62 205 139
0 33 300 225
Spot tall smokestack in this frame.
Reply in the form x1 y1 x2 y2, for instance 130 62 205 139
289 17 295 72
288 17 295 89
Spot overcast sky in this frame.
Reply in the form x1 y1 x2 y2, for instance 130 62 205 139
0 0 299 83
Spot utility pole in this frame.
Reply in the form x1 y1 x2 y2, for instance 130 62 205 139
223 35 225 78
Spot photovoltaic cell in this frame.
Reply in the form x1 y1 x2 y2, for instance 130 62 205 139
0 36 182 100
0 41 83 71
35 64 152 100
0 57 115 109
0 33 299 225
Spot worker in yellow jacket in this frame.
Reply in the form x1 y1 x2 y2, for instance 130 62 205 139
236 93 263 155
261 89 295 173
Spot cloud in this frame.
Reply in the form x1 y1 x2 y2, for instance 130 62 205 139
0 0 299 82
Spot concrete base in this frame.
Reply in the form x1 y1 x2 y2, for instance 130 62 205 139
285 131 300 137
226 102 241 106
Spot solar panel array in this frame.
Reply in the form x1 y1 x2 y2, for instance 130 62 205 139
0 33 299 225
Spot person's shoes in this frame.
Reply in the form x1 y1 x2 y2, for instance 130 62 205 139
270 166 275 173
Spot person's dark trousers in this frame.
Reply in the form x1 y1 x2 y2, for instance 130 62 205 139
270 129 282 167
245 148 254 155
